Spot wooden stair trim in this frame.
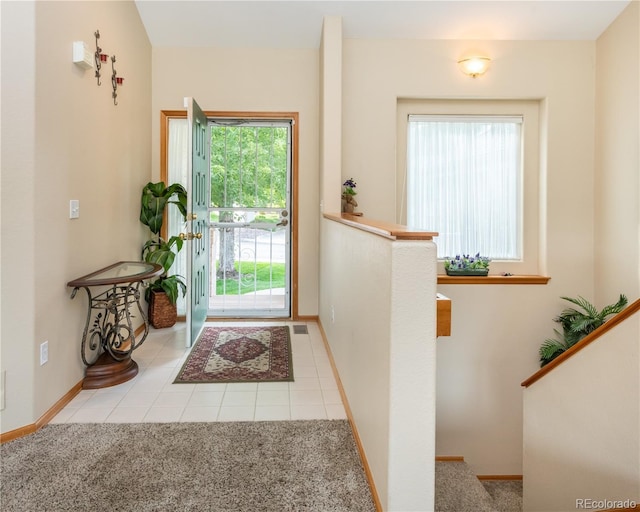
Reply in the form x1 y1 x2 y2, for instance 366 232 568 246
436 458 522 481
324 213 437 241
436 293 452 337
477 475 523 480
522 297 640 387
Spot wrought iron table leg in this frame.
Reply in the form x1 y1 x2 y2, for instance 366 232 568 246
70 282 150 389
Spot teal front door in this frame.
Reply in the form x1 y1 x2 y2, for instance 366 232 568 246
185 98 210 346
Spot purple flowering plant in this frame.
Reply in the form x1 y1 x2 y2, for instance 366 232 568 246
444 253 491 271
342 178 357 196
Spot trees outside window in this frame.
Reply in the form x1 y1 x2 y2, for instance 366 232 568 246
210 123 288 278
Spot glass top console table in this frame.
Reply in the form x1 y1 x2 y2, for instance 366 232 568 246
67 261 163 389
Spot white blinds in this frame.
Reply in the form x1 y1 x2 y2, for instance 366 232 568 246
407 115 522 260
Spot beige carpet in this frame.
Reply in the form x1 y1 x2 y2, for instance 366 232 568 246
1 421 375 512
481 480 523 512
436 461 523 512
435 461 497 512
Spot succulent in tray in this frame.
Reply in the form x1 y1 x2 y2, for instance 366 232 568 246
444 253 491 271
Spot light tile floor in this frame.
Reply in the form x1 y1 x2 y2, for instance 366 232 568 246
51 321 346 424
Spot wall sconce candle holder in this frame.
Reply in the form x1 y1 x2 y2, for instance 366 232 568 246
111 55 119 105
94 30 103 85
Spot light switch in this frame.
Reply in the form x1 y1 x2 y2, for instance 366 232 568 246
69 200 80 219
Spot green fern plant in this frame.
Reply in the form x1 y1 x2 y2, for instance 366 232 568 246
539 294 628 367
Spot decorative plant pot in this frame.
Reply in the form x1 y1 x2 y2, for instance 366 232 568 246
445 268 489 276
148 290 177 328
341 193 357 214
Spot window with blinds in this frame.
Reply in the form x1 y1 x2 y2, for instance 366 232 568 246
406 115 523 260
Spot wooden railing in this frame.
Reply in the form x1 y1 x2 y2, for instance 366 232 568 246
323 213 437 240
522 297 640 387
324 213 451 336
436 293 451 337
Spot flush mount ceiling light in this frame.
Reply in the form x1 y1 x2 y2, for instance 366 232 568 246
458 56 491 78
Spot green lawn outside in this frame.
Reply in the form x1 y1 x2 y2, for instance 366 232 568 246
216 261 286 295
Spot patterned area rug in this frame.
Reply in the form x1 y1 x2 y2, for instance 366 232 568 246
174 326 293 383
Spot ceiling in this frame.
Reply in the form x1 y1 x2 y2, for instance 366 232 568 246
135 0 631 48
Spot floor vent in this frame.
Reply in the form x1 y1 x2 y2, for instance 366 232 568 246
293 325 308 335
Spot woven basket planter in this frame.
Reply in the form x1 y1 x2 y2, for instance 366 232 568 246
148 290 177 328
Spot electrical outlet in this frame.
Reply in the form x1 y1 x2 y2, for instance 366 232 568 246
40 341 49 366
0 370 5 410
331 305 335 324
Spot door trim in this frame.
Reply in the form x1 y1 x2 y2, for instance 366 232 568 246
160 110 299 319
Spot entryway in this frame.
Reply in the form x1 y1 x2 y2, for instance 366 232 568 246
49 321 345 423
208 117 292 317
162 110 298 321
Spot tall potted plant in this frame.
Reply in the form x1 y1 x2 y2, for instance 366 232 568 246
140 181 188 328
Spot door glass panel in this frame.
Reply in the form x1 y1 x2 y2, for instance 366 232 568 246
210 210 287 312
166 117 292 319
209 121 291 317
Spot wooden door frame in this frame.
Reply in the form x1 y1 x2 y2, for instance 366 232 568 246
160 110 300 320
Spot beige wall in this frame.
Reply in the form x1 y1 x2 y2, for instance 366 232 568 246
1 0 37 430
319 17 343 214
523 315 640 511
1 1 151 432
151 47 320 316
595 1 640 303
320 219 437 510
342 38 598 474
510 4 640 509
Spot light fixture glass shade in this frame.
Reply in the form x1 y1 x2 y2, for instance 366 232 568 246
458 57 491 78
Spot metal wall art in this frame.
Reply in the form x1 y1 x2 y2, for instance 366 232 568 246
93 30 108 85
91 29 124 105
111 55 118 105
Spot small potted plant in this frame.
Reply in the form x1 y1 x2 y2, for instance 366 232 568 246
341 177 358 214
140 181 188 328
444 253 491 276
